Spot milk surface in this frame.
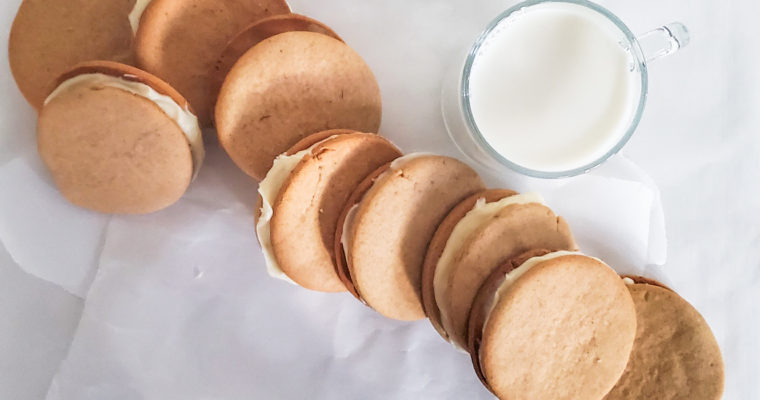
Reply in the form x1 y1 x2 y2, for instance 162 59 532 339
468 2 637 173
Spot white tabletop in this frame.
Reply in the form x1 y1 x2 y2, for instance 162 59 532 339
1 0 758 398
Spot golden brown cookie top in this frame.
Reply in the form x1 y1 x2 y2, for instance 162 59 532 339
210 14 342 111
421 189 518 340
269 132 401 292
604 283 724 400
38 62 196 214
9 0 136 109
216 31 382 180
479 254 637 399
135 0 291 126
344 154 484 321
438 200 578 349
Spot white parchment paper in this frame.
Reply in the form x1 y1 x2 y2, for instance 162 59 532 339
1 0 758 398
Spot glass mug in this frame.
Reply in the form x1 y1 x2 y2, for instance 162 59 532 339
442 0 690 178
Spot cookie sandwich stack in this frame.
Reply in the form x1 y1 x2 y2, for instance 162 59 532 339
8 1 724 398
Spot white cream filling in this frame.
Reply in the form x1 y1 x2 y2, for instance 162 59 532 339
622 277 635 285
129 0 153 34
256 137 337 283
45 73 205 179
434 192 546 348
341 204 359 274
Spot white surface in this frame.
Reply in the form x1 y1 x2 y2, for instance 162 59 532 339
0 241 82 400
469 2 637 172
0 0 757 399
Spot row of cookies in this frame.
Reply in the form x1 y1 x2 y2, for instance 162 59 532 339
11 0 382 213
256 130 724 399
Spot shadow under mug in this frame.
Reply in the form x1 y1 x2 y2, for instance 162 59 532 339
442 0 690 179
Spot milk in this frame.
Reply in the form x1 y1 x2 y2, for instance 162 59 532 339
467 2 637 173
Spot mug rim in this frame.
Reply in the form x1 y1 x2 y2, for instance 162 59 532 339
460 0 649 179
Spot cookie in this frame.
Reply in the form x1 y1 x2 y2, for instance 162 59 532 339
216 31 382 180
433 194 577 348
604 282 724 399
337 154 484 321
470 252 637 399
256 130 401 292
37 61 204 214
210 14 341 110
9 0 136 109
135 0 291 126
420 189 517 340
333 162 392 300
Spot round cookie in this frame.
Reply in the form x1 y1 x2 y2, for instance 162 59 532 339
263 132 402 292
210 14 342 109
604 282 724 400
436 199 577 349
9 0 136 109
38 61 204 214
472 253 637 399
421 189 517 340
135 0 291 126
467 248 553 385
216 31 383 180
338 154 485 321
334 163 392 300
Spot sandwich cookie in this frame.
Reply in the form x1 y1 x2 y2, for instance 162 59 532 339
421 189 515 341
211 14 342 109
468 251 638 400
38 61 204 214
425 190 577 349
135 0 291 126
336 154 485 321
255 130 402 292
9 0 137 109
604 278 724 400
216 31 383 180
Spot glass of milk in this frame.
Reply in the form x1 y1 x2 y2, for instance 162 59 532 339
442 0 690 178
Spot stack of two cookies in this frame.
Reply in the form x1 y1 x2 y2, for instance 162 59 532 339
11 0 380 215
258 134 724 399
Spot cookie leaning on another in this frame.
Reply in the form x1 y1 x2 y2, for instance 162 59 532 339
135 0 291 126
210 14 342 110
255 130 402 292
37 61 204 215
216 31 383 180
335 154 485 321
9 0 138 109
468 251 638 400
604 277 725 400
422 189 578 349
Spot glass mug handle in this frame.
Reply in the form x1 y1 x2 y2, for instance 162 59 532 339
636 22 690 63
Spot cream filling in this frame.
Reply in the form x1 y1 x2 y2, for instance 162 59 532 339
256 137 336 283
129 0 153 34
45 73 205 179
622 277 635 285
340 204 359 276
434 192 546 348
